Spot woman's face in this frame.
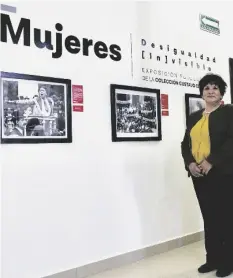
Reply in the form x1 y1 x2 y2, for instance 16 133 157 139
202 83 222 104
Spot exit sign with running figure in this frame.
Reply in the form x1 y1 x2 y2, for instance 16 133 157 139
200 14 220 36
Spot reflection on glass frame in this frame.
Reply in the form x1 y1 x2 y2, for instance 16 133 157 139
110 84 162 142
0 71 72 144
185 93 205 126
229 58 233 104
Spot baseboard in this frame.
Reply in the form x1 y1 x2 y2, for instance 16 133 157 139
43 231 204 278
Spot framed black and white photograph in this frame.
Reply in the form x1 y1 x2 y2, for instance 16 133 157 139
185 93 205 125
229 58 233 103
110 84 162 142
0 71 72 144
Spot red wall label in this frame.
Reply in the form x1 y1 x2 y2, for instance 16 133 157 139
162 110 169 116
73 105 83 112
161 94 169 116
72 85 83 104
161 94 168 110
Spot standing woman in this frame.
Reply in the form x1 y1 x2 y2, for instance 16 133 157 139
181 73 233 277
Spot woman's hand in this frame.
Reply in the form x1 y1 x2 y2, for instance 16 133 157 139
189 162 203 177
198 160 213 175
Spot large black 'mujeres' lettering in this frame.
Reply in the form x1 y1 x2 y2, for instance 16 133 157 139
65 36 80 54
94 41 108 59
34 28 53 50
0 13 30 46
52 23 63 59
83 38 93 56
109 44 121 61
0 13 122 61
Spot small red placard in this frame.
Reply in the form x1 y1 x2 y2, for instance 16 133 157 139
162 110 169 116
72 85 83 104
73 105 83 112
161 94 169 110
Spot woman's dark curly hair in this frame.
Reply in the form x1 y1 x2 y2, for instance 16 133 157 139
199 73 227 96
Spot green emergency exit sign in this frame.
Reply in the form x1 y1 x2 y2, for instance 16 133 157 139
200 14 220 35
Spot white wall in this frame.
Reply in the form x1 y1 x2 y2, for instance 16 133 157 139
1 1 233 278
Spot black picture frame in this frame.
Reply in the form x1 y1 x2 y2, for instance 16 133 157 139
110 84 162 142
229 58 233 104
185 93 205 126
1 71 72 144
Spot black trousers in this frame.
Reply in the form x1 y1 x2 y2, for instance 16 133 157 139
192 169 233 269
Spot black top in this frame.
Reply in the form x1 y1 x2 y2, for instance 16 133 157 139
181 104 233 176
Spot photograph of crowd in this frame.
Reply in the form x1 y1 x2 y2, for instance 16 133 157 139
1 72 72 144
111 85 162 141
